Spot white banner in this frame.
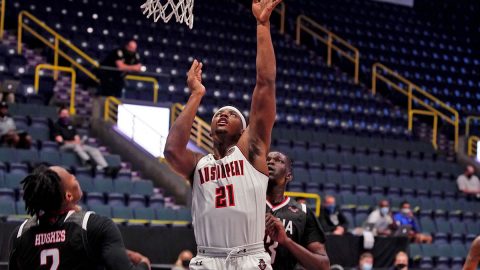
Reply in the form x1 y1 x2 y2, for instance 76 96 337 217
373 0 414 7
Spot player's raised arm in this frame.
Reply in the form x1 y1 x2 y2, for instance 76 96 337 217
464 236 480 270
164 60 206 180
239 0 281 171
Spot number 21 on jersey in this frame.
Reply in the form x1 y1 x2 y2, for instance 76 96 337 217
40 248 60 270
215 184 235 208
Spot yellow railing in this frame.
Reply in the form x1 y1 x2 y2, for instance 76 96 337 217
171 103 213 153
18 11 160 104
468 136 480 158
284 191 321 217
296 15 360 84
104 96 123 123
0 0 5 40
372 63 459 151
125 75 159 104
465 116 480 138
273 1 286 34
35 64 77 115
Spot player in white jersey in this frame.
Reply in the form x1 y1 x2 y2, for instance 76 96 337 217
164 0 281 269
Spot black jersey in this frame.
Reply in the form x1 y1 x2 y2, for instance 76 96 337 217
264 197 326 270
9 210 148 270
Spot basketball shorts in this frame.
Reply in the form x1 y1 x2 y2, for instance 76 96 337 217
189 242 272 270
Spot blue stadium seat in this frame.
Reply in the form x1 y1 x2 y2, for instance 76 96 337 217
132 180 154 196
89 204 112 218
112 206 133 219
133 207 156 220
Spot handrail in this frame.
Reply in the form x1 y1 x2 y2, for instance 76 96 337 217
468 136 480 158
273 1 286 34
296 15 360 84
171 103 213 153
465 116 480 137
125 75 159 104
35 64 77 115
284 191 321 217
372 63 459 151
18 11 160 103
0 0 5 40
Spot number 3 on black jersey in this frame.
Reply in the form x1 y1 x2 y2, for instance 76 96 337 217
215 184 235 208
40 248 60 270
264 235 279 263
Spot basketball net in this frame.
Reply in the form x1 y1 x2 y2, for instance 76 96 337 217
141 0 195 29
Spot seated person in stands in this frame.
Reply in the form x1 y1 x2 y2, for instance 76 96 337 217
365 199 396 236
393 201 432 243
319 195 349 235
457 165 480 199
390 251 408 270
353 252 374 270
0 101 31 149
53 107 108 171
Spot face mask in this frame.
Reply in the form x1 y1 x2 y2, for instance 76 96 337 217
380 207 389 215
59 117 70 125
401 208 410 215
326 205 336 213
181 259 190 267
395 264 407 270
361 263 373 270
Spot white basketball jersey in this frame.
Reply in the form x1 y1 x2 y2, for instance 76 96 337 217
192 146 268 248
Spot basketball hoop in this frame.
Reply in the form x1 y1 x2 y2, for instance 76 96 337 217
140 0 195 29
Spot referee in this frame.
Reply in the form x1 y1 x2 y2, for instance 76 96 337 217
265 151 330 270
8 166 151 270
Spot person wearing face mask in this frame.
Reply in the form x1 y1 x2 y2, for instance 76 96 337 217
52 107 108 171
365 200 396 236
171 250 193 270
457 165 480 199
353 252 374 270
99 39 143 98
318 195 349 235
393 201 432 243
389 251 408 270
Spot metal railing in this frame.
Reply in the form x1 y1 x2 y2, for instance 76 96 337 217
468 136 480 158
18 11 160 104
284 191 321 217
273 1 286 34
35 64 76 115
0 0 5 40
465 116 480 138
372 63 459 152
296 15 360 84
171 103 213 153
104 96 167 159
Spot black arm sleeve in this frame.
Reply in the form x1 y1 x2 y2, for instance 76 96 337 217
302 208 326 246
338 211 349 230
87 215 148 270
8 227 20 270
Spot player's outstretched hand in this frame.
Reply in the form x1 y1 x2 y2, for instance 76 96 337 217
187 59 206 97
252 0 282 25
265 213 288 245
126 249 151 270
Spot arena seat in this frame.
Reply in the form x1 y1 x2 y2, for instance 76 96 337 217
89 204 113 218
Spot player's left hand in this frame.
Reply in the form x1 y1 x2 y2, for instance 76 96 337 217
265 213 288 245
252 0 283 25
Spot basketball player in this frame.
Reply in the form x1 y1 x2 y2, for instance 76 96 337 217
164 0 281 269
8 166 151 270
464 236 480 270
264 151 330 270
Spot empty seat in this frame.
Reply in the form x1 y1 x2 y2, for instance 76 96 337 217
133 207 156 220
112 206 133 219
94 178 114 193
89 204 112 218
0 200 16 216
114 179 134 194
156 208 177 220
132 180 154 196
4 173 27 189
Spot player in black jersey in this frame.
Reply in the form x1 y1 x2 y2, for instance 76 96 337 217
265 151 330 270
8 165 151 270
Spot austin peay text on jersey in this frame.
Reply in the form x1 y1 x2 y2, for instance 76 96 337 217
198 160 245 184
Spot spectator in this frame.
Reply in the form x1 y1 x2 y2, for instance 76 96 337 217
171 250 193 270
99 39 142 98
0 101 31 149
393 201 432 243
390 251 408 270
53 107 108 170
319 195 349 235
354 252 374 270
295 196 307 205
457 165 480 198
365 199 396 236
